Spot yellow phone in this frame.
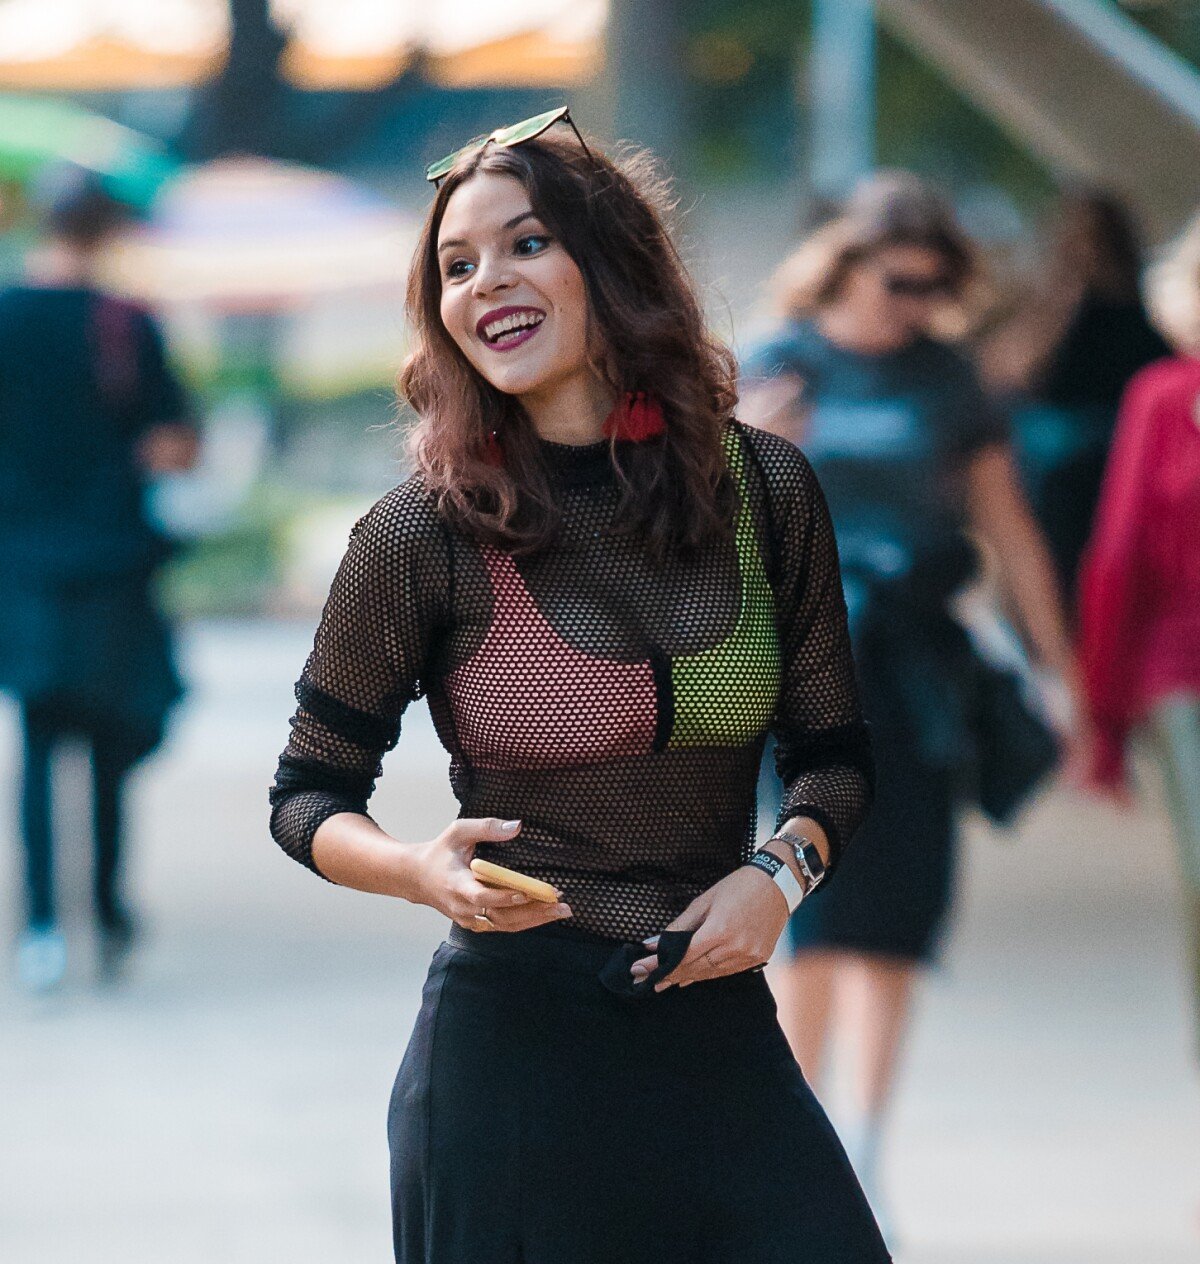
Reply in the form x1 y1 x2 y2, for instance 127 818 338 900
469 858 560 904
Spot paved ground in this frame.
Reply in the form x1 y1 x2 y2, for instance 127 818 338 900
1 619 1198 1263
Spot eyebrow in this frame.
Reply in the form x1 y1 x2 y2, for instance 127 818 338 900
438 210 541 254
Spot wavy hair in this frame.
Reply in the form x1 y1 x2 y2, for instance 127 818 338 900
397 128 739 558
768 170 988 340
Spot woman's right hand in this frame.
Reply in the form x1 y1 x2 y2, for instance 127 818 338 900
406 817 573 933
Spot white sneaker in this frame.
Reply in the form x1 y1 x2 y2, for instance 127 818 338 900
16 925 67 994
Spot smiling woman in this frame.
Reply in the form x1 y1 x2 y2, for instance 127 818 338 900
268 113 891 1264
399 125 742 558
436 183 591 402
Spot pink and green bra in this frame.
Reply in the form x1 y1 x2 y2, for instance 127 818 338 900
443 429 781 769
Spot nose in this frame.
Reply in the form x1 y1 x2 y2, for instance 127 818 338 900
470 250 517 299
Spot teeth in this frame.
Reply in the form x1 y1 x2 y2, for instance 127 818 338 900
483 311 544 341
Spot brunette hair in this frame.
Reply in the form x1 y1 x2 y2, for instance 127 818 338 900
38 165 132 250
1049 186 1145 303
397 128 740 558
769 170 985 332
978 186 1151 392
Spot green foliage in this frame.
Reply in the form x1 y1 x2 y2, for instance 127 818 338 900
875 27 1054 208
682 0 1055 216
1117 1 1200 69
684 0 806 180
158 480 292 617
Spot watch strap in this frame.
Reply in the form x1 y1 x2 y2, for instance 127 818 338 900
769 831 827 894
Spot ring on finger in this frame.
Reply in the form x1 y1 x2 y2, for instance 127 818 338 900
474 908 496 930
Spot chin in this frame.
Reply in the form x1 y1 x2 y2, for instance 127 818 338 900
477 362 556 398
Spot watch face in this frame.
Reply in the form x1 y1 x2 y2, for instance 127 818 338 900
801 843 826 881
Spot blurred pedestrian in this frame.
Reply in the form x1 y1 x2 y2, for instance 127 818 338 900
1079 211 1200 1061
981 187 1169 595
740 170 1083 1231
0 167 199 992
269 112 892 1261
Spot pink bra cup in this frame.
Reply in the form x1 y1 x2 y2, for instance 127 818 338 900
442 432 781 770
443 546 659 769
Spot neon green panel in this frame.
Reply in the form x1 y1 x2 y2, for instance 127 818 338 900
668 429 781 748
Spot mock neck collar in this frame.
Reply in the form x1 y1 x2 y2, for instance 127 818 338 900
536 434 615 488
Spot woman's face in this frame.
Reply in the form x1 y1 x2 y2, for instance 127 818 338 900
437 171 594 402
835 244 957 346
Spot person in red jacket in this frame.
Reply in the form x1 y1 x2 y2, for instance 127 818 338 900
1078 217 1200 1054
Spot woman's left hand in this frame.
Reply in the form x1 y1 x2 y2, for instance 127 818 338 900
629 865 790 991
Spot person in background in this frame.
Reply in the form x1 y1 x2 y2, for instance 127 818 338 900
981 188 1169 595
740 170 1083 1232
0 167 199 992
1079 210 1200 1066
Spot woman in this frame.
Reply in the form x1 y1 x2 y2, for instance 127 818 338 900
740 170 1082 1228
0 168 199 992
1079 211 1200 1060
268 112 891 1262
982 187 1169 594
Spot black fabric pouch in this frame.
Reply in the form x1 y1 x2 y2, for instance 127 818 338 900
598 929 694 1000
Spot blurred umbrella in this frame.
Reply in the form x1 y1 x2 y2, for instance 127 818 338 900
0 1 602 91
0 95 178 208
102 157 416 311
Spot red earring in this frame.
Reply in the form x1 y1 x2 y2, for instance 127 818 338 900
602 391 666 442
483 430 504 467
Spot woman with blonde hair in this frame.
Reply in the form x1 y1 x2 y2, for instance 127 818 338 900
741 170 1082 1231
1079 210 1200 1064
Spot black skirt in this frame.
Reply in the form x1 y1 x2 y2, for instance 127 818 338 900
388 924 893 1263
783 713 957 964
0 558 183 761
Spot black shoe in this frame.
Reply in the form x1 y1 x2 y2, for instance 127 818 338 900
96 903 141 981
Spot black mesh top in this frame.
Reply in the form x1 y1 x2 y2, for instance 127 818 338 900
268 420 873 943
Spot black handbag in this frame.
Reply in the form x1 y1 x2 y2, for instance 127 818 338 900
966 648 1060 827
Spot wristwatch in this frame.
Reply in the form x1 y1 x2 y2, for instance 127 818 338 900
768 831 827 897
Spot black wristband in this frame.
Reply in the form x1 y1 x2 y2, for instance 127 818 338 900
745 851 785 880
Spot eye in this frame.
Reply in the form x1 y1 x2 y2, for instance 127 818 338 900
444 258 474 281
514 234 551 257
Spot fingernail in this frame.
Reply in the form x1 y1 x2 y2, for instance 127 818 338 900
554 904 572 917
642 935 660 947
630 965 648 979
502 819 521 831
509 893 528 905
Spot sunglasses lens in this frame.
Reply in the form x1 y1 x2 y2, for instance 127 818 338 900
492 106 569 148
424 155 455 183
425 107 583 184
885 275 951 298
425 133 490 183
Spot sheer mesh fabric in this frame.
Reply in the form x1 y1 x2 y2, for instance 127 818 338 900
269 421 873 942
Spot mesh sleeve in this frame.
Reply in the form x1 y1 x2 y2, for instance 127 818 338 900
748 429 874 876
268 480 451 877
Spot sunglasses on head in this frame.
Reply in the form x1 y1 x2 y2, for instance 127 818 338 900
425 106 594 186
881 271 956 299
